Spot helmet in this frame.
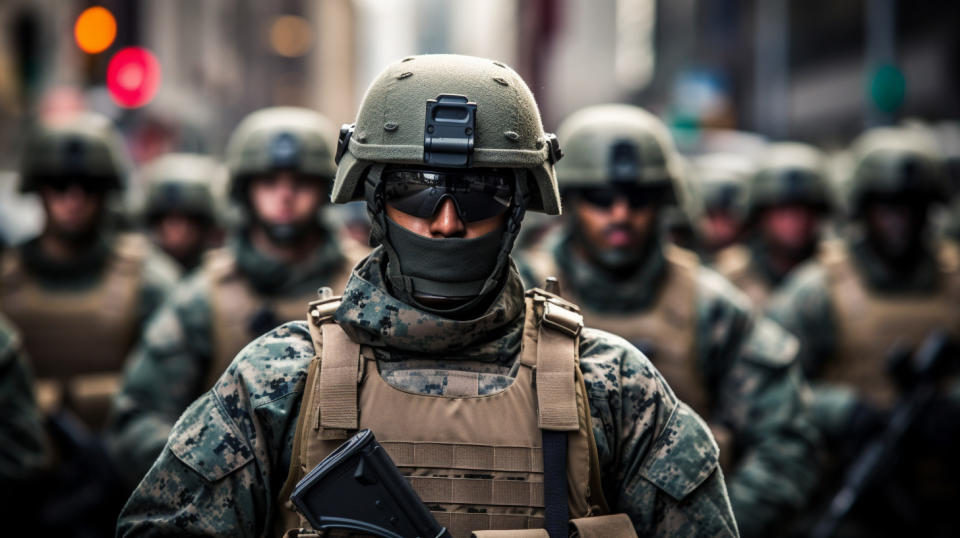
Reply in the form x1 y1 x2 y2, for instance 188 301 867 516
19 111 130 193
745 142 831 221
847 127 947 217
690 152 753 219
140 153 220 223
554 104 681 203
225 107 338 205
331 54 563 215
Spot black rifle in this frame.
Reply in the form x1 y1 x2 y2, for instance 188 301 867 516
291 429 453 538
809 330 954 538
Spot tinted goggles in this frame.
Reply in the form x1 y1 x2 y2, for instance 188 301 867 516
576 185 661 209
382 169 514 222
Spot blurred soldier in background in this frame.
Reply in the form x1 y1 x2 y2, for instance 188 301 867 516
107 107 368 490
119 54 737 537
138 153 223 273
768 128 959 536
714 143 832 308
0 111 178 535
519 104 817 538
688 153 751 262
0 312 50 533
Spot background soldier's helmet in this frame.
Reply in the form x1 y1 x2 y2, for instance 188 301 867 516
225 106 338 206
846 127 946 218
554 104 682 205
330 54 563 215
139 153 221 224
744 142 831 222
690 152 753 220
19 111 130 193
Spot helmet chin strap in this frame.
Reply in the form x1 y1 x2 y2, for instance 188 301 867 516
366 166 529 318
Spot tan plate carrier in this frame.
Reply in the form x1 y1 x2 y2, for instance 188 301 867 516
0 234 145 429
276 288 638 538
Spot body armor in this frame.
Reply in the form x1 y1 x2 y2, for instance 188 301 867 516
714 244 772 309
0 234 145 427
276 289 615 537
820 240 960 408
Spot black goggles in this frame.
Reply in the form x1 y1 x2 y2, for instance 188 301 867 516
382 169 514 222
40 176 110 194
575 185 663 209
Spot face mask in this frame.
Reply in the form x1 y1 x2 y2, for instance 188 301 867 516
384 216 505 302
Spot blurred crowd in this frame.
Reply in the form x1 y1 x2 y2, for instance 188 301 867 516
2 48 960 538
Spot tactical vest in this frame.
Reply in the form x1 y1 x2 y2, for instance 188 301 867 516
275 289 631 538
0 234 145 429
204 239 366 389
820 240 960 408
713 244 772 310
524 246 709 418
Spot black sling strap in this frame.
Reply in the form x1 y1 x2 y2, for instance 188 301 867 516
542 429 569 538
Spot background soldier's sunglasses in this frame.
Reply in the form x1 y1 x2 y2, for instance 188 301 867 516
575 186 658 209
382 169 514 222
40 176 109 194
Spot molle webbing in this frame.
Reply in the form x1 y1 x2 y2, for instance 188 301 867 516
277 290 604 537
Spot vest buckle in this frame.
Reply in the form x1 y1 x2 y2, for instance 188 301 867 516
542 299 583 337
308 296 342 326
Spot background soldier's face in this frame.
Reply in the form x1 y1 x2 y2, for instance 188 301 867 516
574 195 657 254
153 212 205 262
386 197 505 239
760 203 819 252
865 200 927 259
40 182 104 239
248 171 323 229
701 209 741 251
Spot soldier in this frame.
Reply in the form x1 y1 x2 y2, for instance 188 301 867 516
767 128 959 536
713 143 832 308
118 55 737 537
689 153 751 261
139 153 223 273
107 107 368 490
518 104 817 537
0 111 178 430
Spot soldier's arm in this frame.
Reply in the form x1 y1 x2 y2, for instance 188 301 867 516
117 322 312 537
713 312 819 538
0 317 49 489
107 275 213 489
135 247 181 329
580 329 739 537
766 265 855 438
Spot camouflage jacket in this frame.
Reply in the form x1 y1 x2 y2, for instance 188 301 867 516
117 248 738 537
107 228 358 489
0 313 49 489
517 231 818 538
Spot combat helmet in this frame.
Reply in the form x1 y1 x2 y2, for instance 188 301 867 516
225 107 338 206
19 111 130 193
554 104 682 205
846 127 946 218
745 142 831 222
331 54 563 215
689 152 753 221
139 153 221 224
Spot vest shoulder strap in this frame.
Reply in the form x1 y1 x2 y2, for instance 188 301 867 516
204 247 239 284
306 296 361 431
524 288 583 432
713 244 750 280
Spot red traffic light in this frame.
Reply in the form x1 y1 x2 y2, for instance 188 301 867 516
106 47 161 108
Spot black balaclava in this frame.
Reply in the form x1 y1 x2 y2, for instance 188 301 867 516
364 164 527 319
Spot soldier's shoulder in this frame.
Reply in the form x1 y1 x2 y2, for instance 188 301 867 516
212 320 316 409
694 264 754 317
767 259 831 320
578 327 664 395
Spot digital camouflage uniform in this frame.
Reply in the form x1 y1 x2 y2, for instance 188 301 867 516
118 54 736 537
108 108 366 490
0 312 49 492
519 105 817 538
713 143 832 309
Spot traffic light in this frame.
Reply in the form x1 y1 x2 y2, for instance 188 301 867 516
74 6 117 54
106 47 161 108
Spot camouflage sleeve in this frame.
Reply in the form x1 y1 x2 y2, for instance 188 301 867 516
107 273 214 489
117 322 311 537
579 328 739 537
695 269 819 538
765 264 855 437
136 247 181 328
0 315 49 489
